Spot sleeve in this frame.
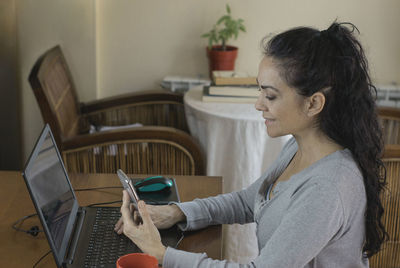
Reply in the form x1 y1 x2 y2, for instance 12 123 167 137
172 178 263 231
163 247 256 268
163 181 345 268
172 137 297 231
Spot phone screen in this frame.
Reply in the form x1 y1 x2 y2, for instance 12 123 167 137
117 169 140 209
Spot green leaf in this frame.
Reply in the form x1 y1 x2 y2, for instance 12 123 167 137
212 35 218 43
217 15 229 25
202 3 245 47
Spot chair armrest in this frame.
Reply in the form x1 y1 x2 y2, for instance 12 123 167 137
378 106 400 119
61 126 204 175
80 90 183 114
79 90 188 132
383 144 400 158
379 107 400 145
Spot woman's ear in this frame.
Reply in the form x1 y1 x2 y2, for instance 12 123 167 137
306 92 325 117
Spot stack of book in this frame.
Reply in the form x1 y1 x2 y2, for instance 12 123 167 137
202 71 259 103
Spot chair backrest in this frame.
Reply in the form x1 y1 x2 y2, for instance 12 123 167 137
378 106 400 145
369 145 400 267
29 45 82 146
61 127 206 175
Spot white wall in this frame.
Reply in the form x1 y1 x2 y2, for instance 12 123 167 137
18 0 96 159
97 0 400 98
96 0 211 97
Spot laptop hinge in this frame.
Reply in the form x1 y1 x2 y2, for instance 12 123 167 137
64 207 86 265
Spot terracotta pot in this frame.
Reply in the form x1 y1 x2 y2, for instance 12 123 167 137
206 45 238 78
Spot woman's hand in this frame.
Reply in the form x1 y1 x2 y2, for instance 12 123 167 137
146 202 186 229
118 190 166 263
114 197 186 233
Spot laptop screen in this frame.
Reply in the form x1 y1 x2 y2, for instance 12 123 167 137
23 124 79 267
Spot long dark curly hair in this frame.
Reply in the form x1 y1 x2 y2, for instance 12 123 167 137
262 22 387 257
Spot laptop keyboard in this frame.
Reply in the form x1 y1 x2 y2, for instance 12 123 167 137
84 207 138 268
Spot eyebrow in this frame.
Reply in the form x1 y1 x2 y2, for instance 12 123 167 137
256 78 280 93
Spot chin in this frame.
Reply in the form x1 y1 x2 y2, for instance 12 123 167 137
266 128 287 138
266 130 280 138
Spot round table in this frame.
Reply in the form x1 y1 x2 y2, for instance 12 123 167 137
184 86 291 263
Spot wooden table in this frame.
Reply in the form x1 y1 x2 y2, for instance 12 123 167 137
0 171 222 267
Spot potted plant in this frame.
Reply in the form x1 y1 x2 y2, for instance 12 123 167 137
201 4 246 78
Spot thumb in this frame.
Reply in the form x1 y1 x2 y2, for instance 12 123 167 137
137 200 152 225
121 190 130 209
121 190 134 224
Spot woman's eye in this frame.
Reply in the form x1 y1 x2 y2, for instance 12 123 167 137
258 88 277 100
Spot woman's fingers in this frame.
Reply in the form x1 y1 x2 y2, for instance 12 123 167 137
137 200 152 226
114 217 124 234
130 203 135 213
133 211 142 225
120 191 135 233
116 192 164 261
115 197 138 234
121 190 130 210
114 217 122 229
118 192 161 241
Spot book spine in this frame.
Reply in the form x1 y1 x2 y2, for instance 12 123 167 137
209 85 259 97
202 86 257 103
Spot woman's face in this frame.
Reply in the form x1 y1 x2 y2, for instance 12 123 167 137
255 56 312 137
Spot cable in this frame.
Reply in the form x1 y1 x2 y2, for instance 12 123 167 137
77 186 167 206
13 187 164 234
75 186 123 207
74 186 170 205
12 213 43 236
32 249 52 268
87 200 122 207
74 186 123 191
86 198 166 207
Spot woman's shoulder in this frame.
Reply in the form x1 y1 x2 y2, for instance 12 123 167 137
302 149 366 208
305 149 362 185
316 149 363 183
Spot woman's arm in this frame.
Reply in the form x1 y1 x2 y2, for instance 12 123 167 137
174 138 296 231
163 181 345 268
173 176 265 231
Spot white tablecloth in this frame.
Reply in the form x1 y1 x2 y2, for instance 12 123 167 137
184 86 291 263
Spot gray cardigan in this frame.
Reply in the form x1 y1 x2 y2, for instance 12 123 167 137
163 138 369 267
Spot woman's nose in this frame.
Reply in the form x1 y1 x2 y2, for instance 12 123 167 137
255 94 267 111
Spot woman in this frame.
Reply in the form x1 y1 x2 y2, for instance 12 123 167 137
115 22 387 267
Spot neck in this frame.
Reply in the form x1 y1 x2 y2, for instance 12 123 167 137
292 128 344 167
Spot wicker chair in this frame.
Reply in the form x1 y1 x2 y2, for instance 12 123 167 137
369 145 400 267
378 106 400 145
29 45 204 175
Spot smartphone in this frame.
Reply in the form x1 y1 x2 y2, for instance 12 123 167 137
117 169 140 210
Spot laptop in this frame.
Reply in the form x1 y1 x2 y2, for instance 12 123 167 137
22 124 182 267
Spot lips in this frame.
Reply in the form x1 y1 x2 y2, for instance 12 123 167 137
263 117 275 126
263 117 275 121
